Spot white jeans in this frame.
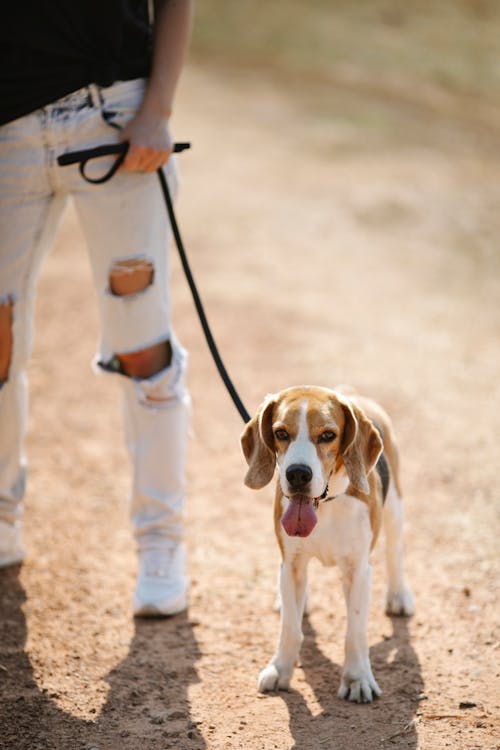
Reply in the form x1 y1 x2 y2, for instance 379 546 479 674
0 79 189 549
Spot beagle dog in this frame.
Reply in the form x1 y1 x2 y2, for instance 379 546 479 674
241 386 414 702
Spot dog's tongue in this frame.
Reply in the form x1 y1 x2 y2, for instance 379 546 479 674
281 494 317 538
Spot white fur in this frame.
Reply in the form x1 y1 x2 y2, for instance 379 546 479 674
278 400 326 499
384 482 415 616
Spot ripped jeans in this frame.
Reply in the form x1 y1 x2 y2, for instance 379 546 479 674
0 79 189 549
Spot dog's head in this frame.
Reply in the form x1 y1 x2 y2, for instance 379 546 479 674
241 386 382 501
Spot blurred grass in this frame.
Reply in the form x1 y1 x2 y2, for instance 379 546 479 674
192 0 499 103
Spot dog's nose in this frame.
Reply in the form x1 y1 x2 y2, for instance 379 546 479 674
286 463 313 490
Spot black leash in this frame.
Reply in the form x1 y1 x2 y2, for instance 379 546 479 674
57 142 251 424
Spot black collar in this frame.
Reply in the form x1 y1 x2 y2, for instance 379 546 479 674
312 472 337 508
313 490 338 509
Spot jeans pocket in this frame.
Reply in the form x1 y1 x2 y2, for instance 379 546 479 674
100 79 147 127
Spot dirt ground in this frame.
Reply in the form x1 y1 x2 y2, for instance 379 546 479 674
1 64 499 750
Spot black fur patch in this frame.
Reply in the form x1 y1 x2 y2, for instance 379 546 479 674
371 420 390 503
375 451 390 503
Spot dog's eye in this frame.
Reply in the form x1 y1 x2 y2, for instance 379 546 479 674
318 430 336 443
274 429 289 442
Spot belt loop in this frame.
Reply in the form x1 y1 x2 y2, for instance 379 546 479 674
88 83 103 109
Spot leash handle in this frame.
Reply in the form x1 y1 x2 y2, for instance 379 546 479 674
57 142 191 184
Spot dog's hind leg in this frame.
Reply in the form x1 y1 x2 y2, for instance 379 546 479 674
383 481 415 616
258 555 308 692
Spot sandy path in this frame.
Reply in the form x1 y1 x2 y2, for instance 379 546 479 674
1 64 499 749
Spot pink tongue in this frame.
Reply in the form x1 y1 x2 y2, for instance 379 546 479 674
281 495 318 538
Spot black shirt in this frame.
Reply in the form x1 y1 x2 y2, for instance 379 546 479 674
1 1 153 125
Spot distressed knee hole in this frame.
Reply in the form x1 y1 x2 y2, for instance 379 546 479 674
99 337 188 407
0 296 14 384
116 339 173 380
109 258 154 297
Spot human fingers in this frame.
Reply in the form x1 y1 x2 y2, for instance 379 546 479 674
121 144 172 173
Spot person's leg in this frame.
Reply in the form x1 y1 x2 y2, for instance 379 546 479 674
0 113 67 566
64 80 190 615
120 341 190 617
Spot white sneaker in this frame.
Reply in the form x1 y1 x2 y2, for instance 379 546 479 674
133 542 188 617
0 520 26 568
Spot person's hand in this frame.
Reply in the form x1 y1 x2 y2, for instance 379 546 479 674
120 108 173 173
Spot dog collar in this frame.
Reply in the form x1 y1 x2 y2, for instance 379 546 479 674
313 490 339 509
312 474 337 508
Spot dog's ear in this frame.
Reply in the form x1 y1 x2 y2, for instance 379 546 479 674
240 395 277 489
339 399 383 494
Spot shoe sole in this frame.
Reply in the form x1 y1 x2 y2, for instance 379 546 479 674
133 594 188 618
0 552 25 569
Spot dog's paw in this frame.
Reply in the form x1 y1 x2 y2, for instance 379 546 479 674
386 586 415 617
338 672 381 704
257 664 291 693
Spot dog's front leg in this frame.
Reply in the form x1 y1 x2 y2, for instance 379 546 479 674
258 556 307 692
338 558 381 703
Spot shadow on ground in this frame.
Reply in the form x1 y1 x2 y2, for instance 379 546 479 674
0 567 206 750
259 614 423 750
